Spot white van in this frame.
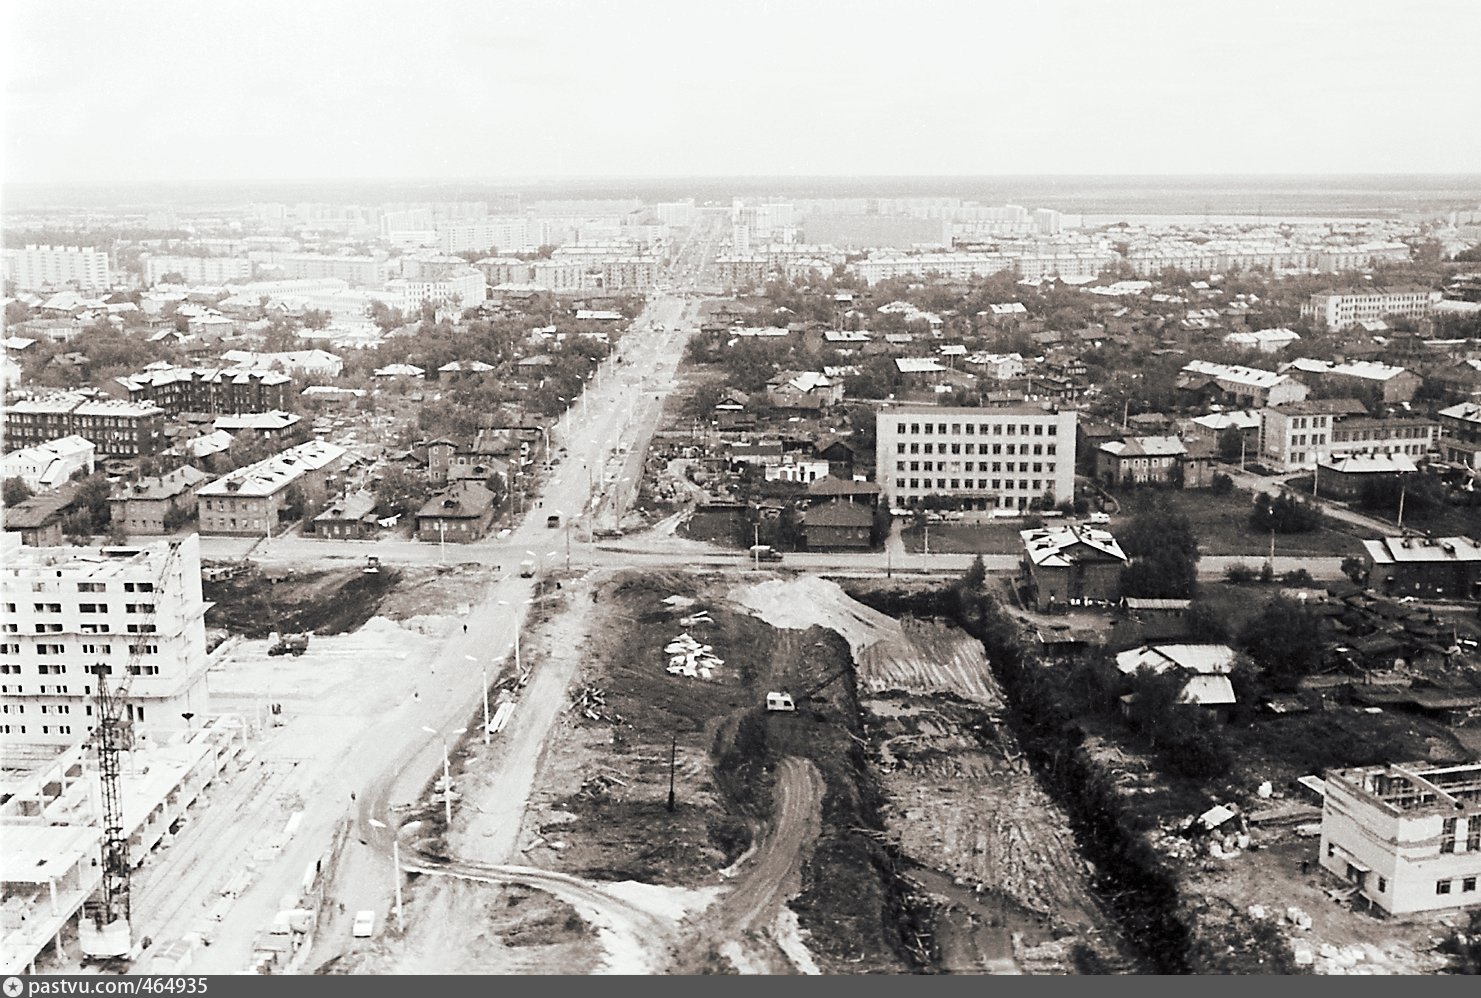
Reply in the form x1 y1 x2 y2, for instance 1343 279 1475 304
352 910 375 938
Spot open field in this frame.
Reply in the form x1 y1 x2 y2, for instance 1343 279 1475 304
1109 488 1367 558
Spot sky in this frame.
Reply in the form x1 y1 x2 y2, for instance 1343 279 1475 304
4 0 1481 183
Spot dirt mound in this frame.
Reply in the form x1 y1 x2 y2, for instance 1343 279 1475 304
735 577 999 704
204 564 403 637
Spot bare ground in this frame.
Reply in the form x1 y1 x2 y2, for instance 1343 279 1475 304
733 576 1137 973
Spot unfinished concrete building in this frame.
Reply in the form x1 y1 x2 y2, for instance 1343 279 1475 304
1319 762 1481 914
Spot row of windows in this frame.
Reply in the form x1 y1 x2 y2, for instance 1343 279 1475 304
897 461 1054 475
0 725 74 736
1334 427 1433 442
896 478 1047 493
1436 877 1477 896
895 421 1057 437
896 442 1056 456
2 704 92 715
1440 815 1481 854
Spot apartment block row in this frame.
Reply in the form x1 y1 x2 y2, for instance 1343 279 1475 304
5 395 166 457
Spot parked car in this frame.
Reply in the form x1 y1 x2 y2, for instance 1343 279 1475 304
1088 511 1111 524
352 910 375 938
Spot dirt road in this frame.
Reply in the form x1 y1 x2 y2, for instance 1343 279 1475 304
683 756 825 975
399 858 683 975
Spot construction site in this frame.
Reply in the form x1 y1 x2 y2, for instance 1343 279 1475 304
6 529 1479 975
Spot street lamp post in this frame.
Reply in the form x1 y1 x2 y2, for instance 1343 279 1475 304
366 817 403 929
466 655 489 746
420 726 466 827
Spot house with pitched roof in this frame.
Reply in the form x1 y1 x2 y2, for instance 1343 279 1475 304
1019 524 1129 608
801 499 875 550
108 465 211 535
415 480 496 543
1115 643 1239 711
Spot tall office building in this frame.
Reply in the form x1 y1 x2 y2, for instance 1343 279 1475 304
875 405 1077 511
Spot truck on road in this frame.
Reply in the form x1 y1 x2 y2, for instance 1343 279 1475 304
519 559 536 578
748 544 784 563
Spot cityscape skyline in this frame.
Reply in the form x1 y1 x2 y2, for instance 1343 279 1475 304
5 0 1481 184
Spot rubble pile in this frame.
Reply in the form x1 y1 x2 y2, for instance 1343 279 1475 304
576 772 627 802
664 632 723 680
569 683 624 724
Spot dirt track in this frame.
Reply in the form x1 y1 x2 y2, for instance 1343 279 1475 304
682 756 825 974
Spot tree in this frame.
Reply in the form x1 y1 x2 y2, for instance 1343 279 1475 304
1341 556 1369 586
1250 491 1321 534
302 308 331 331
1216 427 1245 463
3 477 34 508
1119 500 1200 598
962 554 987 592
1182 602 1230 642
1238 596 1326 690
373 466 431 521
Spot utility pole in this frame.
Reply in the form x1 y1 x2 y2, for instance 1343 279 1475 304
753 522 760 570
1397 482 1406 530
666 734 677 812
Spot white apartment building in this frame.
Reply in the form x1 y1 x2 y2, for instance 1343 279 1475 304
1319 762 1481 915
3 246 111 293
656 201 696 227
1302 289 1443 330
1313 242 1411 272
142 255 254 287
438 218 546 255
0 533 210 746
386 268 487 311
1259 401 1438 472
736 204 796 241
851 253 1015 285
476 258 587 293
876 405 1077 511
275 253 386 287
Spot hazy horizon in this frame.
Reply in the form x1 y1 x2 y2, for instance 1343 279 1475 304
5 174 1479 218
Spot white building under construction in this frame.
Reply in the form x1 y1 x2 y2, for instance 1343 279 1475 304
1 533 211 746
1319 761 1481 914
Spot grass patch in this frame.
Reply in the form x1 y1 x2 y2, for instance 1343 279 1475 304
1111 487 1364 558
901 520 1029 554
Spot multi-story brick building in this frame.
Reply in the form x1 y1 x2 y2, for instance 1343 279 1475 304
1179 361 1309 409
111 366 293 415
875 405 1076 512
194 440 346 536
4 395 166 457
0 533 210 746
1437 401 1481 469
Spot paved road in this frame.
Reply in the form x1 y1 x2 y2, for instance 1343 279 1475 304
208 528 1350 583
304 220 732 969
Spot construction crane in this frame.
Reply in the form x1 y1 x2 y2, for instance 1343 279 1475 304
81 539 181 964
